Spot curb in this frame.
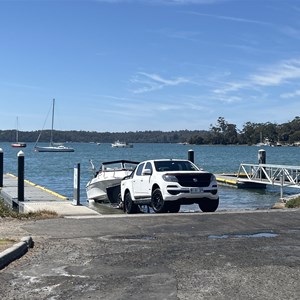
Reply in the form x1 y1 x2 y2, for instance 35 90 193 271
0 236 34 270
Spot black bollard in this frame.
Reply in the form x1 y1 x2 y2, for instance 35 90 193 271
17 150 25 202
0 148 3 187
188 149 194 163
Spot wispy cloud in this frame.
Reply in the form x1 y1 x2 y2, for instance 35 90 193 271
156 28 201 42
185 12 271 26
280 26 300 39
95 0 226 4
130 72 190 94
212 58 300 98
280 89 300 99
0 81 41 90
213 82 247 95
250 59 300 86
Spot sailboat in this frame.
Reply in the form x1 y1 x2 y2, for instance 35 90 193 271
11 117 27 148
34 99 74 152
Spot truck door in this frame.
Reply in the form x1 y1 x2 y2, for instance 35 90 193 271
133 162 152 198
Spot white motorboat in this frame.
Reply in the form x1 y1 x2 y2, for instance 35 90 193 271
86 160 139 203
111 140 133 148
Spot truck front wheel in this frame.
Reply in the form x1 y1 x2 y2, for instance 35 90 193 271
167 201 180 213
151 188 167 213
198 198 219 212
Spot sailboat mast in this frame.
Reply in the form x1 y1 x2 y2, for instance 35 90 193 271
16 116 19 143
50 98 55 146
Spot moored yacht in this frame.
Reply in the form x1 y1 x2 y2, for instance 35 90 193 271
111 140 133 148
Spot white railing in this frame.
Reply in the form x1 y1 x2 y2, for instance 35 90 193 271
237 163 300 197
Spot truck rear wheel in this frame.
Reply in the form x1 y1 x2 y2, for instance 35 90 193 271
124 192 139 214
151 188 167 213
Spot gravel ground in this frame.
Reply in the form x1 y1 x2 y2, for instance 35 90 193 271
0 218 31 252
0 210 300 300
0 218 30 234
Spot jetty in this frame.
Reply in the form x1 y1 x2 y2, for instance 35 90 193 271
217 163 300 198
0 173 100 217
216 172 267 189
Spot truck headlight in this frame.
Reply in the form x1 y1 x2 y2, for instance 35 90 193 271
210 174 217 184
162 174 178 182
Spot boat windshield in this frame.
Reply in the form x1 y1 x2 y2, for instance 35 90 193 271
102 161 138 171
154 160 199 172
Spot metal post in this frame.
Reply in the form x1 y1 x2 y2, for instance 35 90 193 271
73 163 80 205
188 149 194 163
258 149 266 164
280 174 284 199
17 150 25 202
258 149 266 179
0 148 3 187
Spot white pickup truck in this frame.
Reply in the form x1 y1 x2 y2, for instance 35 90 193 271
120 159 219 213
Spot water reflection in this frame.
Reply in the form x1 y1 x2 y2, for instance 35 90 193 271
208 232 278 239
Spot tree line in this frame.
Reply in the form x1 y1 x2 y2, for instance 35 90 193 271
1 116 300 145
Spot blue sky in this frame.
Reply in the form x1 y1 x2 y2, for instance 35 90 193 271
1 0 300 132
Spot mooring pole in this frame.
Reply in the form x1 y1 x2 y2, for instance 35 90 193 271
0 148 3 187
17 150 25 202
188 149 194 163
258 149 266 179
280 174 284 199
73 163 80 205
258 149 266 164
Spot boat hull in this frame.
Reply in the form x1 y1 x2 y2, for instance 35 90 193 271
86 178 122 201
34 146 74 152
11 143 27 148
86 170 132 201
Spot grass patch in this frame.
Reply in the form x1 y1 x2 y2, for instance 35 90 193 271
0 198 58 219
285 196 300 208
0 238 16 252
0 238 16 244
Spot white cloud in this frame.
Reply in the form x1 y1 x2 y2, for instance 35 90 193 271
130 72 190 94
1 81 41 90
280 26 300 39
185 12 270 26
213 82 247 95
95 0 225 4
250 59 300 86
280 90 300 99
211 58 300 98
157 28 201 42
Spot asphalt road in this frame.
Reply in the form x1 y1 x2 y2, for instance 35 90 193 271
0 209 300 300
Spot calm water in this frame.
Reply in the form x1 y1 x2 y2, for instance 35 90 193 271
1 142 300 212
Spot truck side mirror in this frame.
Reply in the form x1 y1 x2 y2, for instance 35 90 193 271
142 169 152 176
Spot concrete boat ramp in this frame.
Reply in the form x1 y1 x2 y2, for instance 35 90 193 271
0 173 100 218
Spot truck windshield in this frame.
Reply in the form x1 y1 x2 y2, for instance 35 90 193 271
154 161 199 172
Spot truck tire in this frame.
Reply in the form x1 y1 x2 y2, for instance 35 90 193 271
124 192 139 214
167 201 180 213
198 198 219 212
151 188 167 213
